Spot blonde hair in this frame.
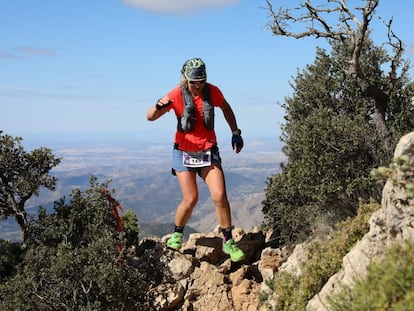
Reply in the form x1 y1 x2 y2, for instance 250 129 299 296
179 76 188 88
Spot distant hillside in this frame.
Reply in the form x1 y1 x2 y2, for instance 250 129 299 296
188 192 265 233
0 218 20 241
0 137 285 241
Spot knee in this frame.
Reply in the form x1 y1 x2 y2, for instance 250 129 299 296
211 192 228 206
182 194 198 209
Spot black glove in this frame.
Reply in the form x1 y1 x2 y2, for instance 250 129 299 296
155 100 172 110
231 129 243 151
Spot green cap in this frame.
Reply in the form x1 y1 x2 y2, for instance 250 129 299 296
182 58 207 81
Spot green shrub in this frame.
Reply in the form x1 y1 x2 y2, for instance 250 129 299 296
262 200 380 310
0 240 24 281
123 209 140 248
328 241 414 311
371 154 414 199
0 178 149 311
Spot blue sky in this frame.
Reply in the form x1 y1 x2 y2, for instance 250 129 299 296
1 0 414 145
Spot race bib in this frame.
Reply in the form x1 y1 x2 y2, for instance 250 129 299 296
183 150 211 168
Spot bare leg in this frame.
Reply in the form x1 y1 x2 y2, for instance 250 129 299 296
174 171 199 227
200 164 232 229
200 164 245 262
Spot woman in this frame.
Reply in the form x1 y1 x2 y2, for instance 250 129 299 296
146 58 245 262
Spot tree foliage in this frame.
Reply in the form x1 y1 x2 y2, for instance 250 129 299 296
262 0 414 245
0 131 61 240
123 209 140 248
0 178 149 311
0 239 24 281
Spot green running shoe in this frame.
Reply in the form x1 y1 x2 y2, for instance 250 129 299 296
223 239 245 262
167 232 183 251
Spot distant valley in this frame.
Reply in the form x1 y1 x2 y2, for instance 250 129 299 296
0 136 285 241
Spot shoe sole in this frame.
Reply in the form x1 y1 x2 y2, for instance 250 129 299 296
223 248 245 262
167 247 181 252
230 256 245 262
166 243 182 251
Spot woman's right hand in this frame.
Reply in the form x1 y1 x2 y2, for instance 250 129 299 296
155 97 173 110
147 96 172 121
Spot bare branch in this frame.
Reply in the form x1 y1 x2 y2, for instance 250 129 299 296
265 0 381 76
349 0 379 74
265 0 351 40
384 17 404 81
338 0 362 29
264 0 405 151
80 280 93 294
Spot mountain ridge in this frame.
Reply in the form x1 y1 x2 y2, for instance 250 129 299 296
0 137 285 241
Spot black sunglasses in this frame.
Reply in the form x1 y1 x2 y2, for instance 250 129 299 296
189 80 206 85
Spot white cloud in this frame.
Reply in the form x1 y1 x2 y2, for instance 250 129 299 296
122 0 239 15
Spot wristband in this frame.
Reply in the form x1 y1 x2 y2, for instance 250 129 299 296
232 129 241 135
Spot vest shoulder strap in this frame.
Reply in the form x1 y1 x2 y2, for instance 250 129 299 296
181 83 211 106
177 84 214 132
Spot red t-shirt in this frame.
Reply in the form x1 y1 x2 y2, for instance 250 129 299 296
166 83 224 152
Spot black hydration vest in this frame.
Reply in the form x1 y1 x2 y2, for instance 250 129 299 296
177 83 214 133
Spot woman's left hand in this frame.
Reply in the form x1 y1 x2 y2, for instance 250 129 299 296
232 134 243 153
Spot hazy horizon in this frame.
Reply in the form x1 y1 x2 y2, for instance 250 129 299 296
13 129 284 152
1 134 285 241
